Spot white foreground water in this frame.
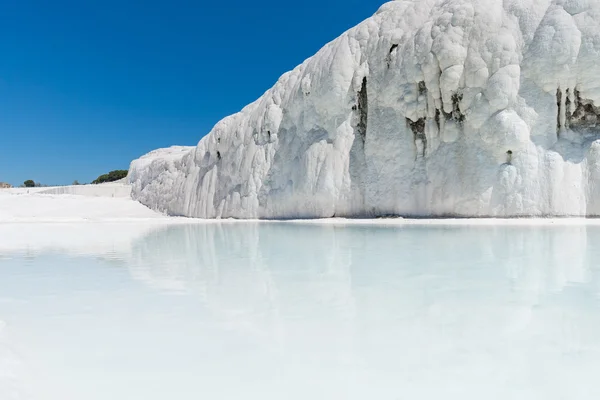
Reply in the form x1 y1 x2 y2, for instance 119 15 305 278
1 221 600 399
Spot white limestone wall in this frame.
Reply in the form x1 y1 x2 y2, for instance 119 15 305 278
130 0 600 218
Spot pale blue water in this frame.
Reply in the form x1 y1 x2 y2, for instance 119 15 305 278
1 222 600 399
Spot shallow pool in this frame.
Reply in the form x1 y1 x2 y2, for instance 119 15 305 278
1 222 600 399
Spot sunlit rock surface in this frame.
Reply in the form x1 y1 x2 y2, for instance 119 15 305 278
130 0 600 218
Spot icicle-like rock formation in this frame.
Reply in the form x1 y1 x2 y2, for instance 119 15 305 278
129 0 600 218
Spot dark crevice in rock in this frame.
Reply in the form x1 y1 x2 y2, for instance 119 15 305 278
217 151 221 160
506 150 513 164
565 89 572 123
252 127 276 146
407 118 426 135
568 89 600 131
418 81 427 96
356 77 368 143
407 117 427 158
403 84 467 159
443 93 465 124
386 44 399 68
556 88 562 133
349 78 369 212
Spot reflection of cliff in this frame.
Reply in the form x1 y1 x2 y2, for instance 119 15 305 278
129 223 357 359
0 321 28 400
129 223 600 396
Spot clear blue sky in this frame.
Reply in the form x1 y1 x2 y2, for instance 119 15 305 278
0 0 381 186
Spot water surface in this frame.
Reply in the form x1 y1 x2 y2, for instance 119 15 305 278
1 222 600 399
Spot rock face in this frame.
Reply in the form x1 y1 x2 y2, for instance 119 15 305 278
0 183 11 189
129 0 600 218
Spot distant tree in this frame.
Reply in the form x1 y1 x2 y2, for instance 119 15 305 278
72 180 80 186
24 180 35 188
92 170 128 184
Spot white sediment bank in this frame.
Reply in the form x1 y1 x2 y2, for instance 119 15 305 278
0 183 163 223
129 0 600 219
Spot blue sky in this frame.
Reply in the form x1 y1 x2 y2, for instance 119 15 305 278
0 0 381 186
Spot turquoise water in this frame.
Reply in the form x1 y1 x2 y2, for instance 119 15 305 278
1 222 600 399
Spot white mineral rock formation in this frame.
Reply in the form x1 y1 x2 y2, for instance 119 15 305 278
129 0 600 218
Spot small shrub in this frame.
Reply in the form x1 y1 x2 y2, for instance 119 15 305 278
24 180 35 188
92 170 128 184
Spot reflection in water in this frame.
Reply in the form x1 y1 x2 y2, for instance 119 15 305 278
1 223 600 399
0 320 27 400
